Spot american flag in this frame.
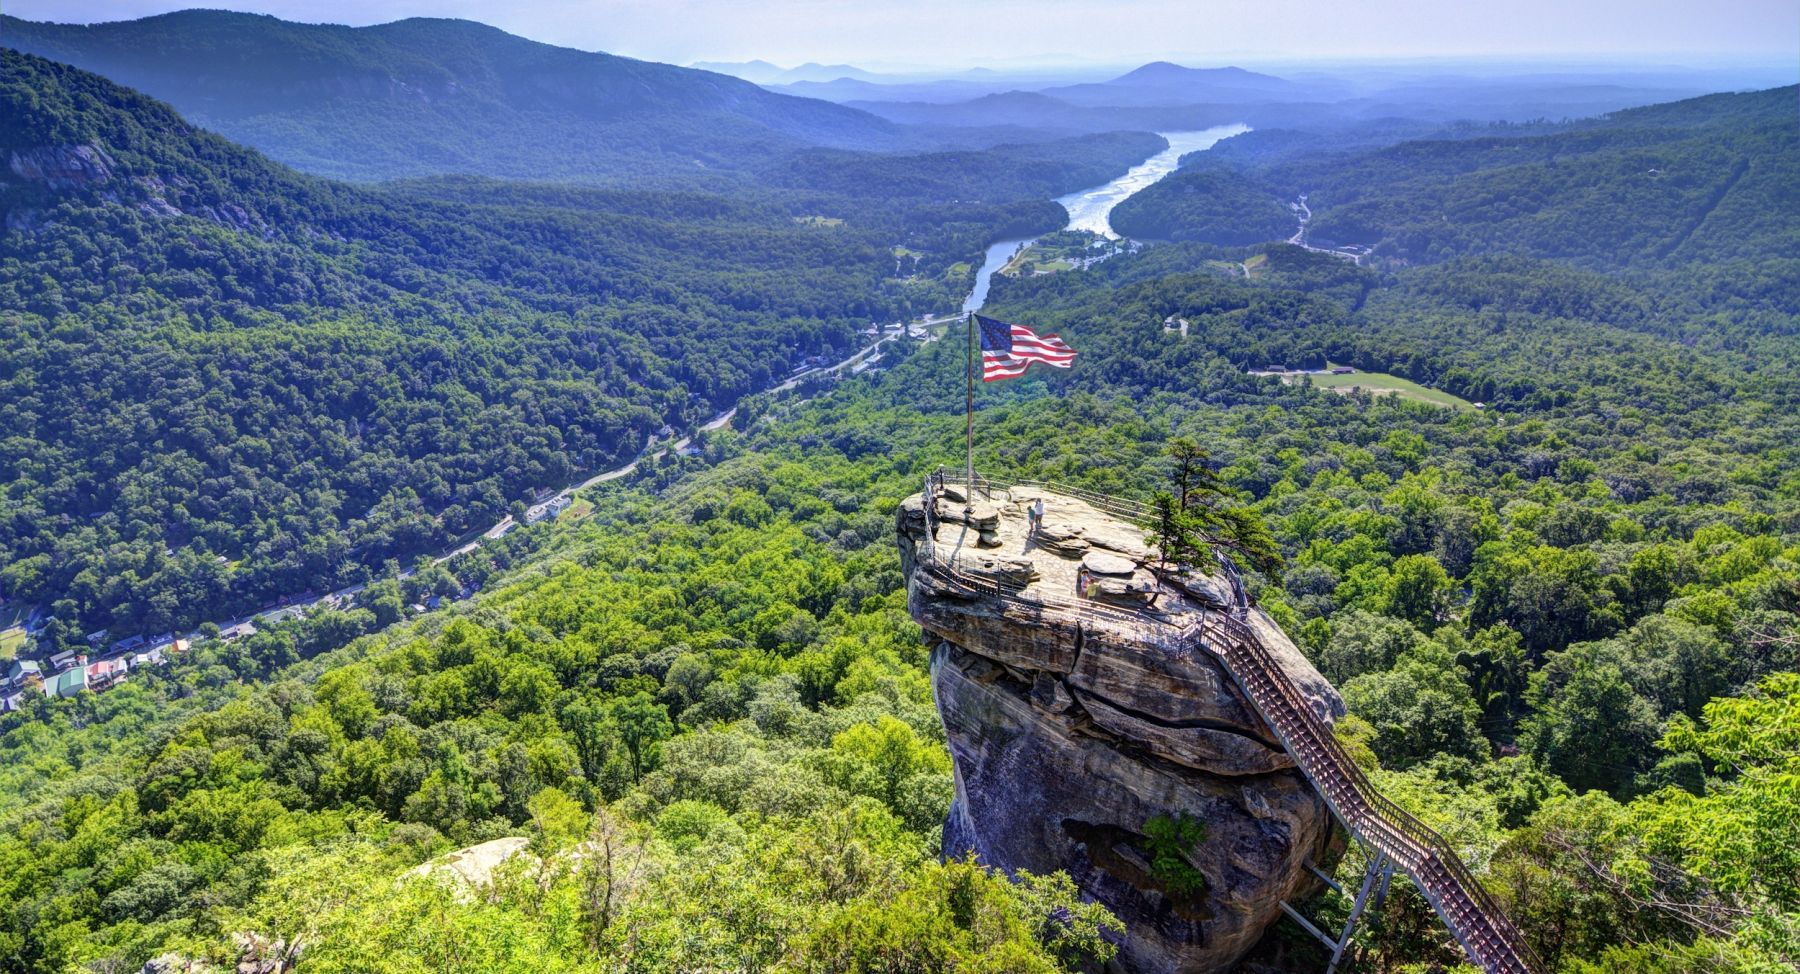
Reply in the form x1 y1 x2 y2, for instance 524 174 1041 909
976 314 1077 382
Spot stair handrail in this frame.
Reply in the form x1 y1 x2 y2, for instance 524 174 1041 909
1186 612 1539 972
913 471 1542 974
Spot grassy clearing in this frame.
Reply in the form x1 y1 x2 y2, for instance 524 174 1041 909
793 215 845 228
1300 368 1474 409
0 628 26 661
1001 247 1077 277
564 498 595 520
1242 253 1270 279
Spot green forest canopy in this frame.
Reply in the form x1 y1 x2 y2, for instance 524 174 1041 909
0 41 1797 974
0 50 1155 641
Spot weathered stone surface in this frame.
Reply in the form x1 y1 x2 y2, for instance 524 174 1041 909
1245 612 1346 724
1072 686 1295 776
935 644 1337 973
904 566 1082 674
1175 570 1235 610
10 144 115 191
1088 573 1159 606
935 497 1000 531
1083 551 1140 576
1066 626 1269 738
899 488 1346 973
405 836 531 887
1084 521 1155 562
956 551 1037 587
1034 520 1090 555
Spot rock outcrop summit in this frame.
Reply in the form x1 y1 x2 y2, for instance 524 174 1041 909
898 478 1345 973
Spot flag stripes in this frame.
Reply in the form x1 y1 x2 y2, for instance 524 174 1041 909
974 314 1077 382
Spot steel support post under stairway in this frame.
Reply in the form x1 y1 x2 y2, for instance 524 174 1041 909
1328 852 1393 974
1280 852 1395 974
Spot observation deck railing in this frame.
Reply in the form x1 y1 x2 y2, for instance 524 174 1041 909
915 469 1541 974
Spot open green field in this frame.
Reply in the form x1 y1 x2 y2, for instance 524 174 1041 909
0 627 26 661
1001 248 1076 277
1301 367 1475 409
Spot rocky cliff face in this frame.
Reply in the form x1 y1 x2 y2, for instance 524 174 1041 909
9 144 116 191
4 141 272 235
898 488 1344 974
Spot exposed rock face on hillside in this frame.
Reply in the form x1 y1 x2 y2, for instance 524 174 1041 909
898 486 1344 974
9 144 115 190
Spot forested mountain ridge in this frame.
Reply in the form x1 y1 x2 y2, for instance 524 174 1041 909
1041 61 1308 108
1 33 1797 974
2 216 1796 972
1 50 1154 644
0 9 917 182
1114 85 1800 267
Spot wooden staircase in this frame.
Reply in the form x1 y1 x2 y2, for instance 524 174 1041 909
1193 611 1540 974
915 470 1542 974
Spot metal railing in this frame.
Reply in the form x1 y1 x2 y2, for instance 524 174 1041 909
914 470 1542 974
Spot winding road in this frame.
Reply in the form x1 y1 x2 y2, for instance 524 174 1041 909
195 331 908 643
1285 193 1364 265
97 134 1226 652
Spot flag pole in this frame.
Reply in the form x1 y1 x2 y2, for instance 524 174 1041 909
964 310 975 510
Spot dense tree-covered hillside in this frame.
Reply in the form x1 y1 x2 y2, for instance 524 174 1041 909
2 34 1797 974
0 51 1156 641
0 10 916 183
1114 86 1800 267
1106 160 1295 243
3 217 1797 969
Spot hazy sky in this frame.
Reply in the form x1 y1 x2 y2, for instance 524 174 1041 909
11 0 1798 68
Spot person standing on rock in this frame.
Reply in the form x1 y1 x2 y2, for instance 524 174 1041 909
1028 498 1046 538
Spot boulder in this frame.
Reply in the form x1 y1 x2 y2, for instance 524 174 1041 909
405 836 531 888
959 552 1037 588
900 490 1346 973
1082 551 1140 576
1175 570 1235 610
1087 573 1159 606
1034 520 1090 555
934 643 1338 973
935 497 1000 532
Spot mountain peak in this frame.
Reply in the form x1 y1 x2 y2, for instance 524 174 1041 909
1 12 900 182
1110 61 1283 86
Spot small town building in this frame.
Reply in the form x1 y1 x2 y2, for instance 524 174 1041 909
45 666 87 698
131 647 167 668
525 494 573 524
6 659 42 685
86 657 128 690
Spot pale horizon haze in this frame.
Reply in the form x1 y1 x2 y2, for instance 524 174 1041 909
6 0 1798 72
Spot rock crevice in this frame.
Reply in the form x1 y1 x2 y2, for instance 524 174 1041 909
901 487 1345 973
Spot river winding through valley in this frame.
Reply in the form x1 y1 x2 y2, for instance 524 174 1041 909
144 125 1249 648
963 123 1249 313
